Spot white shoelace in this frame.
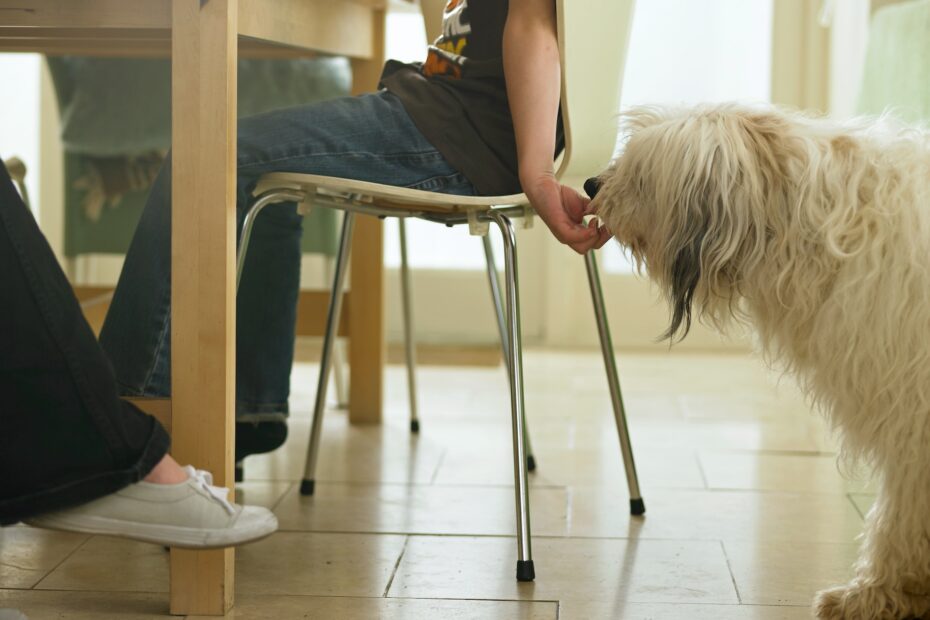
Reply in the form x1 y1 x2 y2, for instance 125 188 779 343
183 465 236 515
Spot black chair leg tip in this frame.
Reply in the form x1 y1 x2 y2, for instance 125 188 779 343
300 479 316 496
630 498 646 516
516 560 535 582
527 455 537 472
410 420 420 433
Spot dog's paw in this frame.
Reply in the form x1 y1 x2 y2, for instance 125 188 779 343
814 584 930 620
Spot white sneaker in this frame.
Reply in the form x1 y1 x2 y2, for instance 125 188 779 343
25 466 277 548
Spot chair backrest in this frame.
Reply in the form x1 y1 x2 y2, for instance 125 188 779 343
554 0 636 186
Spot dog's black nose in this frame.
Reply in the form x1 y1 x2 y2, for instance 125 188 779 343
584 177 601 199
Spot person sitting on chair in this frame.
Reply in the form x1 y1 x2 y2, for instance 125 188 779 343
98 0 610 464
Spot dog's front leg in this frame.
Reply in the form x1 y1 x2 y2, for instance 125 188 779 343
814 462 930 620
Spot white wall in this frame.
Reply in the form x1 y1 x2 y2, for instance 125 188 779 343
828 0 870 119
0 54 42 216
603 0 774 275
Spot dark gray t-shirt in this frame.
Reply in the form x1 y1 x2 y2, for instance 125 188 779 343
380 0 525 195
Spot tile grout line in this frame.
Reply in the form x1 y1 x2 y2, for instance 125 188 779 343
563 486 574 537
29 533 94 591
248 477 861 496
382 535 409 598
0 588 809 608
695 452 710 489
719 539 743 604
845 493 867 520
248 477 862 499
251 478 565 489
268 481 296 512
428 450 448 485
270 529 859 547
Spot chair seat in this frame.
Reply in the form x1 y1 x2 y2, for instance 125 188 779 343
255 172 528 215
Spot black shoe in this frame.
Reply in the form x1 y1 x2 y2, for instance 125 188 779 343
235 421 288 462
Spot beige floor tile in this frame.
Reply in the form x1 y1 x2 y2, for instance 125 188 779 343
240 416 444 484
236 532 406 597
389 536 738 604
569 488 864 543
0 589 168 619
680 391 812 421
235 480 294 509
520 391 681 424
35 537 168 593
724 540 858 606
434 444 705 489
0 526 88 589
189 594 557 619
578 351 803 393
425 409 831 466
559 599 813 619
633 417 835 454
699 452 874 494
403 419 577 453
273 483 569 536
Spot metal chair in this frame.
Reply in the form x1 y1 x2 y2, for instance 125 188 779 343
237 0 641 582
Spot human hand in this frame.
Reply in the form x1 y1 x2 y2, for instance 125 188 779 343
523 174 611 254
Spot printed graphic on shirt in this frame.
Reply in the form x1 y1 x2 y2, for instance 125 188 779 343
423 0 471 79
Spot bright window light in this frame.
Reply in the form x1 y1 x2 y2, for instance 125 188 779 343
0 54 42 217
604 0 774 274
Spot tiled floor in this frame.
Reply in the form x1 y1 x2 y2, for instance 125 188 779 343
0 350 873 619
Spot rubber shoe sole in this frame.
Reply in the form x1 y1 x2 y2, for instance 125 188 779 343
27 505 277 549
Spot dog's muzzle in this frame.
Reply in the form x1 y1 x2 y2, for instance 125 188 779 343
584 177 602 199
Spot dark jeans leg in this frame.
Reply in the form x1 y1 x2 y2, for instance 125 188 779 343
0 161 169 526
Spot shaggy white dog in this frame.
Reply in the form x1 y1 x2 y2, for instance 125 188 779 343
588 104 930 620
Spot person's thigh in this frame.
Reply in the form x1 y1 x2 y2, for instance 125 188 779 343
235 90 475 197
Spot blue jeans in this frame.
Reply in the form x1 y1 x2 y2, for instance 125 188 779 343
99 91 476 421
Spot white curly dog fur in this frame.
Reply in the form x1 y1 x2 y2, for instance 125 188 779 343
590 104 930 620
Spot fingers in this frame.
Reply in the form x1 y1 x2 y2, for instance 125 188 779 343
560 187 591 223
568 219 611 254
557 222 599 245
539 208 599 245
529 181 610 252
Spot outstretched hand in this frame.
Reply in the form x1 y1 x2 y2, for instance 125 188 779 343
524 174 611 254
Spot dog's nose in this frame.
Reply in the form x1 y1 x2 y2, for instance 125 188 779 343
584 177 601 199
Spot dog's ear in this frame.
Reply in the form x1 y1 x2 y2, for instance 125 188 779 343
661 230 704 342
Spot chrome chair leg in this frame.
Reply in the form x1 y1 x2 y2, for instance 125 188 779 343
481 234 536 471
235 189 306 483
487 211 534 582
236 190 305 289
398 218 420 433
584 251 644 516
300 211 356 496
323 256 349 409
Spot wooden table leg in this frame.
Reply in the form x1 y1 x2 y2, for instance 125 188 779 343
169 0 237 614
348 215 385 424
347 7 386 425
